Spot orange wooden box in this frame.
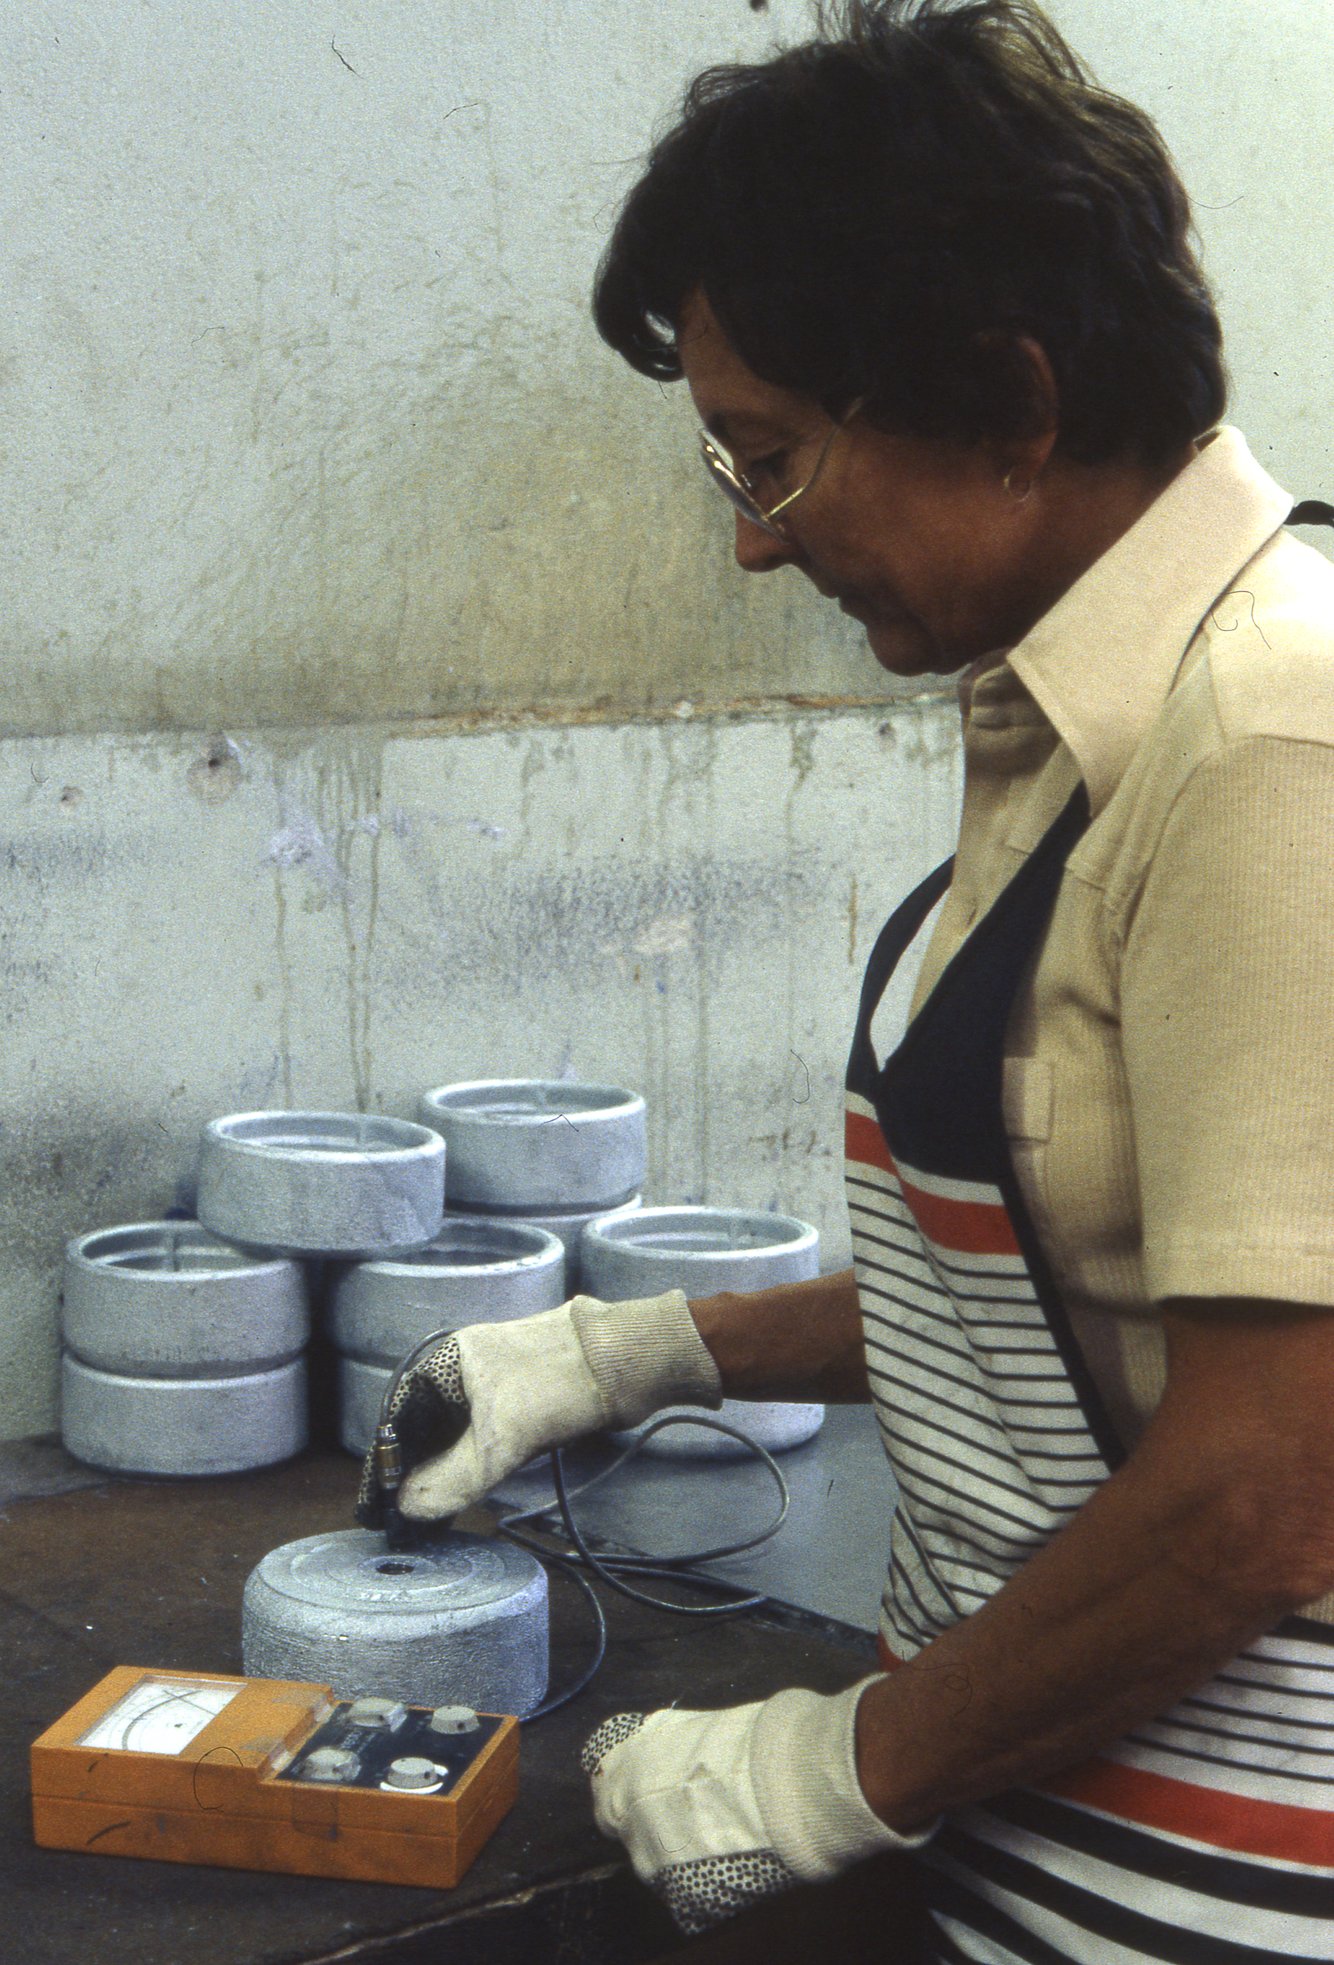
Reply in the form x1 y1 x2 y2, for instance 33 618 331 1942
31 1666 519 1888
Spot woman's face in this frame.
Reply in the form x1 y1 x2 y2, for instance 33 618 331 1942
676 292 1055 676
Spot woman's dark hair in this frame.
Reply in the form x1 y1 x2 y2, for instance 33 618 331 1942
593 0 1225 466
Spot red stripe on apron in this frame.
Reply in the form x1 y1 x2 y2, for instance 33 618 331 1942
846 1108 895 1172
896 1175 1023 1259
1040 1754 1334 1868
879 1635 1334 1869
846 1112 1021 1257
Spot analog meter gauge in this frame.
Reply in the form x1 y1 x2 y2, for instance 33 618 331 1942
77 1676 242 1754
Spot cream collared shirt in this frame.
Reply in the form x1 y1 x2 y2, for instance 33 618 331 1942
882 430 1334 1506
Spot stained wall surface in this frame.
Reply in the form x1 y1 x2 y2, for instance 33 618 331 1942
1 0 1331 1436
0 708 960 1435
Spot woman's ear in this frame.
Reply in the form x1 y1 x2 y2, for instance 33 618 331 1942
974 332 1060 488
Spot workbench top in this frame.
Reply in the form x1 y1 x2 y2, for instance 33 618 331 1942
1 1441 884 1965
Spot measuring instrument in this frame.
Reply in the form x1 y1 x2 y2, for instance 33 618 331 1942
31 1665 518 1887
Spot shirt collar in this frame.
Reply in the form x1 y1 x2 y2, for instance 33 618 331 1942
995 428 1293 816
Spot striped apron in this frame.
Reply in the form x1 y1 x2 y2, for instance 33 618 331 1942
846 787 1334 1962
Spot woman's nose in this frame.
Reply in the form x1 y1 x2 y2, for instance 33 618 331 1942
734 511 798 573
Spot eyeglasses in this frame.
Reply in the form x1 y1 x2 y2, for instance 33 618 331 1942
697 398 865 540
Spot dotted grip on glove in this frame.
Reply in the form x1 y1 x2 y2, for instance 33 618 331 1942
354 1335 471 1529
657 1852 799 1936
580 1711 648 1773
581 1713 800 1937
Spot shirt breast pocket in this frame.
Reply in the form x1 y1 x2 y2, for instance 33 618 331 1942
1003 1056 1053 1142
1004 1057 1054 1232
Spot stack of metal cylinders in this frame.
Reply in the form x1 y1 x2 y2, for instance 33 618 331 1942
59 1109 447 1477
59 1223 311 1475
417 1080 646 1291
580 1205 826 1459
328 1217 567 1456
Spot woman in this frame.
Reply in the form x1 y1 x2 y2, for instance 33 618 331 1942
362 4 1334 1957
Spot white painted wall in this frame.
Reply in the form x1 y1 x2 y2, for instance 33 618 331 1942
0 0 890 735
2 0 1328 738
1046 0 1334 503
1 1 1330 1436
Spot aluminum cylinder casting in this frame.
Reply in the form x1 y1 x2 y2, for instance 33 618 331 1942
61 1221 308 1377
60 1352 308 1476
328 1217 567 1366
418 1079 645 1209
241 1528 549 1716
337 1353 395 1457
581 1205 824 1460
450 1193 642 1292
197 1110 445 1259
580 1204 819 1298
625 1399 826 1459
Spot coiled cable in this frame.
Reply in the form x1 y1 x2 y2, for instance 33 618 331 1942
372 1335 793 1722
498 1416 792 1719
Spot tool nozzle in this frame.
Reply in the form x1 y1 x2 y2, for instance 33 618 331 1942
372 1421 417 1549
373 1421 404 1497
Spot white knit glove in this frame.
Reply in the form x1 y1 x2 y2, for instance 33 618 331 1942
582 1681 938 1936
355 1292 722 1526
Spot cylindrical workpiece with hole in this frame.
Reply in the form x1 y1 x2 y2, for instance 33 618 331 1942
447 1193 642 1293
418 1080 645 1210
60 1353 308 1476
328 1218 566 1364
580 1205 825 1459
197 1111 445 1259
61 1221 308 1376
241 1528 548 1715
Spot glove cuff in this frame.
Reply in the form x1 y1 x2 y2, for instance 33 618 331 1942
750 1679 939 1882
569 1290 724 1428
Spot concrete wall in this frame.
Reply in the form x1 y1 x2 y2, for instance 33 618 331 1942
0 705 960 1434
1 0 1331 1437
1 0 895 736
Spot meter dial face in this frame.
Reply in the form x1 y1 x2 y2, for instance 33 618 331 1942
77 1676 241 1754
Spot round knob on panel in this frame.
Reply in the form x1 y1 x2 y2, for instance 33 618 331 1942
346 1697 404 1729
428 1704 479 1735
303 1746 360 1783
383 1756 444 1792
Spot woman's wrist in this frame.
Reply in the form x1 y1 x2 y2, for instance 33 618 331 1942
689 1268 869 1400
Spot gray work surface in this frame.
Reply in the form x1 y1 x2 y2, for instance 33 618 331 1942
1 1433 908 1965
493 1402 898 1635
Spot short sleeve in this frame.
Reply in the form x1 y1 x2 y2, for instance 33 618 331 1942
1122 734 1334 1308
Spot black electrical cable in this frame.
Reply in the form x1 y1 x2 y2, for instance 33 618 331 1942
371 1331 795 1722
509 1548 608 1722
494 1412 792 1719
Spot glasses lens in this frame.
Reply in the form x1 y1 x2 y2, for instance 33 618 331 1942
698 436 786 538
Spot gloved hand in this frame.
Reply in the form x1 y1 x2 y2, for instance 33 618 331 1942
582 1682 938 1936
356 1290 722 1527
